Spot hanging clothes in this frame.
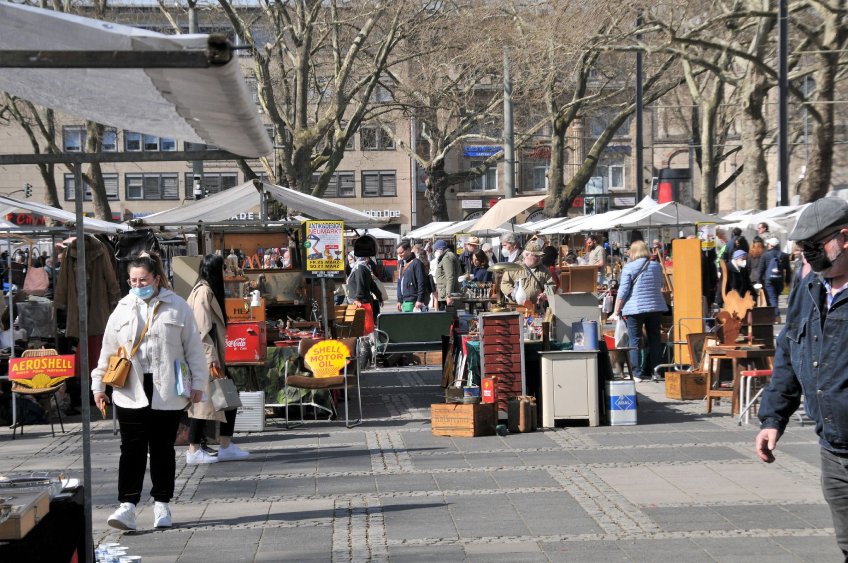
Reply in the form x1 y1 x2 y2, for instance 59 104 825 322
54 235 121 338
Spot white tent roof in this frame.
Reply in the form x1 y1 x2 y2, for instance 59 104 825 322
345 228 400 241
0 195 132 234
468 195 546 232
139 181 380 228
405 222 457 239
0 3 272 158
609 201 729 229
405 219 532 239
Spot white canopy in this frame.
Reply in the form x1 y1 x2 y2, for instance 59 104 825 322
139 181 380 228
0 195 132 234
405 219 532 239
609 200 729 229
468 195 546 232
345 227 400 241
405 222 457 239
0 2 272 158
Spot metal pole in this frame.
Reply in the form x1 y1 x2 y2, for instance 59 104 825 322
503 49 515 199
777 0 789 206
320 276 329 336
73 164 94 562
189 4 204 200
635 13 644 202
7 238 15 429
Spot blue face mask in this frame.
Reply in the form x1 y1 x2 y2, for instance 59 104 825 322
130 285 155 299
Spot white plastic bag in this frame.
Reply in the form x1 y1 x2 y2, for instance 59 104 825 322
614 317 629 349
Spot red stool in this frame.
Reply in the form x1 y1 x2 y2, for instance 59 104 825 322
738 369 772 425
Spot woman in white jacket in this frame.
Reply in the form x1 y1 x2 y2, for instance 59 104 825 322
92 253 208 532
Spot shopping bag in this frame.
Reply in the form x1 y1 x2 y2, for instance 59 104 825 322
614 317 629 349
174 360 191 398
361 302 375 335
209 378 242 411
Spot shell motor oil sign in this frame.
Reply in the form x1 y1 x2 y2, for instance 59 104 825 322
304 340 350 378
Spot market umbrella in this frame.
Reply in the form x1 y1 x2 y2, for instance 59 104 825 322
468 195 546 232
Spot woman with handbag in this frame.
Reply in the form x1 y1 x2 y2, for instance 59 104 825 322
186 254 249 464
92 253 208 531
608 240 667 383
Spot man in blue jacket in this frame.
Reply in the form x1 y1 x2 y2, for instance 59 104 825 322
395 242 427 312
756 197 848 557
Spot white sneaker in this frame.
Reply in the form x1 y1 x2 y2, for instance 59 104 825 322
217 443 250 462
153 501 172 528
186 448 219 465
632 376 644 383
107 502 137 531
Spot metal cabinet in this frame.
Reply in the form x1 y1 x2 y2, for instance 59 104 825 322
540 351 599 427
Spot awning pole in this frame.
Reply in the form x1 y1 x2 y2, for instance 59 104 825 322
73 164 94 562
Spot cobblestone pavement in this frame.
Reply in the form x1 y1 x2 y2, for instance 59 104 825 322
0 364 838 562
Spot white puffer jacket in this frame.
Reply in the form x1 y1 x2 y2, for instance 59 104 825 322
91 288 209 410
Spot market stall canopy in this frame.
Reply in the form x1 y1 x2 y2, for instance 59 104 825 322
0 195 132 234
468 195 546 232
609 200 730 229
345 228 400 241
405 222 457 240
0 2 272 159
138 181 381 228
405 219 532 240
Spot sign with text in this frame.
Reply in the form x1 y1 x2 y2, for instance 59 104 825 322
304 340 350 378
9 355 76 384
305 220 344 272
698 222 717 250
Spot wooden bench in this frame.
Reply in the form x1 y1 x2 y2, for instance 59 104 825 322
374 311 453 355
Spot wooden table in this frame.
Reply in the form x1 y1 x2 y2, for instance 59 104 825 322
704 346 774 415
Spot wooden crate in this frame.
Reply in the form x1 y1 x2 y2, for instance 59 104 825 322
413 351 443 366
665 371 707 400
0 490 49 540
431 403 496 437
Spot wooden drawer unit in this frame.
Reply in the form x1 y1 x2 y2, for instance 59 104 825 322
478 312 525 415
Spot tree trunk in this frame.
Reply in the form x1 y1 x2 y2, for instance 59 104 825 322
739 66 770 210
800 52 837 202
544 119 568 217
424 161 450 221
84 121 113 220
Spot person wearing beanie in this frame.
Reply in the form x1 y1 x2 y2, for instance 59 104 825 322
757 237 791 321
723 248 754 300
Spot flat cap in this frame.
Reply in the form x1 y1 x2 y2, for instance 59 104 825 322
433 239 447 250
789 197 848 241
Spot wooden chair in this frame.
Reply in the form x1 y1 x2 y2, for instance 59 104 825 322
283 338 362 428
333 305 366 338
11 348 70 439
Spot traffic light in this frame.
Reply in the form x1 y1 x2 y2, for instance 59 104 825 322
24 183 32 198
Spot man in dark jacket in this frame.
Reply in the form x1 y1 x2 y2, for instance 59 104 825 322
758 237 792 321
395 242 427 312
756 197 848 558
458 236 480 275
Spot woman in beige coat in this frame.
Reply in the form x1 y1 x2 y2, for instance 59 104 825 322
185 254 249 464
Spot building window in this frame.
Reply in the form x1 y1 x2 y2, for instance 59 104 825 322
362 171 396 197
102 129 118 152
126 173 179 200
183 172 238 198
469 161 497 192
521 160 549 193
360 125 395 150
63 126 86 152
125 131 177 152
64 173 119 201
597 154 626 191
312 171 355 198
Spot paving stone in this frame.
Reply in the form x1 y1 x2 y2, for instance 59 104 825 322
617 538 714 562
374 473 439 494
540 540 630 562
772 535 844 562
387 545 467 561
692 537 799 561
643 506 736 532
434 471 498 491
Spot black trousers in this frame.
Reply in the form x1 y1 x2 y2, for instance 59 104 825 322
116 373 183 505
821 448 848 560
188 408 237 443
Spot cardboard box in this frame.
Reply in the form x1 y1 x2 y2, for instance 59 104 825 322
431 403 496 437
0 490 49 540
225 297 266 322
665 371 707 400
413 351 442 366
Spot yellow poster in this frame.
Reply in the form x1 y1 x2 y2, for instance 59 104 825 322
305 220 345 272
698 222 716 250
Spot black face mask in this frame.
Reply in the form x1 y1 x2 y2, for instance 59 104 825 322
803 234 844 273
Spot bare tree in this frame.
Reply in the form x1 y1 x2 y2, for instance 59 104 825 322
215 0 445 198
0 96 62 208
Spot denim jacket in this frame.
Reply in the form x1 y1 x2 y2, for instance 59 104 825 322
759 272 848 453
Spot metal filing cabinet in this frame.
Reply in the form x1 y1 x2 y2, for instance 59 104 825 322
540 351 599 427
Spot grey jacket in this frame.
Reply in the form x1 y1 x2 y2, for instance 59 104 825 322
434 251 460 300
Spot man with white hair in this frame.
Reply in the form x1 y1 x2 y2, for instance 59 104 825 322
758 236 791 321
499 233 522 263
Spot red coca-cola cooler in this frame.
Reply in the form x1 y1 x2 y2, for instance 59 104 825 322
225 322 267 364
